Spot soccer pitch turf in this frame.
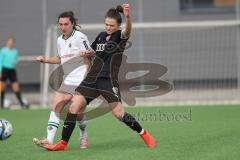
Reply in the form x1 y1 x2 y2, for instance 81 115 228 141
0 105 240 160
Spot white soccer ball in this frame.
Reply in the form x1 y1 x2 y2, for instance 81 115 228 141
0 119 13 140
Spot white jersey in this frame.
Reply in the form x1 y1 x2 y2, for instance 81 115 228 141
57 29 91 86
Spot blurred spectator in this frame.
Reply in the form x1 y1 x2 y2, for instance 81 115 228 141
0 37 29 109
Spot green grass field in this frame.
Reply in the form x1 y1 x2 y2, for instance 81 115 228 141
0 105 240 160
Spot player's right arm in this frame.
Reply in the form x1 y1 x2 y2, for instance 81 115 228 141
36 55 61 64
36 36 62 64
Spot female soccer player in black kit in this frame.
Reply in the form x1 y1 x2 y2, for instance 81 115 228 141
45 3 156 151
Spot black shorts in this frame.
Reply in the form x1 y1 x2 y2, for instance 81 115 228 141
1 67 18 83
75 77 121 104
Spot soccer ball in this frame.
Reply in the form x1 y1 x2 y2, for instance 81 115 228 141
0 119 13 140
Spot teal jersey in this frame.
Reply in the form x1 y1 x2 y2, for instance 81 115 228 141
0 47 19 72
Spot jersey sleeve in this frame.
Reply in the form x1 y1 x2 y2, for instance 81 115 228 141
82 36 91 50
78 34 91 51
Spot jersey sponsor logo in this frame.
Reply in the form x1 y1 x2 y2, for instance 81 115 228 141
96 44 106 51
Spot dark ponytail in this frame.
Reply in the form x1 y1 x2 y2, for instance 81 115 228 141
116 5 123 13
58 11 81 31
105 5 123 25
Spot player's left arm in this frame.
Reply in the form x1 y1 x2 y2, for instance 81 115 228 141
78 35 95 71
80 49 95 58
121 3 131 39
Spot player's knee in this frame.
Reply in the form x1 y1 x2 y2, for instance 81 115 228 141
69 106 78 114
52 100 66 112
68 95 86 114
112 109 124 119
12 83 20 92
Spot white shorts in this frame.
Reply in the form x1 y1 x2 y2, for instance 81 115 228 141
57 62 87 94
57 83 78 95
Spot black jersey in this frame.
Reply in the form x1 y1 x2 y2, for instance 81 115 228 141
90 30 129 79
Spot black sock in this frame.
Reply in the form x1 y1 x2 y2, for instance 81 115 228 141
61 113 77 142
121 112 143 133
15 91 24 106
1 91 5 109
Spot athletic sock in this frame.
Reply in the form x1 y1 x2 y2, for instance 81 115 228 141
77 115 88 139
61 113 77 142
121 112 143 133
15 91 24 106
1 91 5 109
47 111 60 144
139 129 145 135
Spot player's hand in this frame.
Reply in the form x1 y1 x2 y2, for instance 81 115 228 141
80 50 95 57
36 56 45 63
123 3 130 18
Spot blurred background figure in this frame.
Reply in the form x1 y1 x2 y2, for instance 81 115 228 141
0 37 29 109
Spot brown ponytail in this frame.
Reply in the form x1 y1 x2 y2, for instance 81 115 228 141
116 5 123 13
105 5 123 25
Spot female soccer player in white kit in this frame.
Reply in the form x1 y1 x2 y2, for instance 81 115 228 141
33 11 94 149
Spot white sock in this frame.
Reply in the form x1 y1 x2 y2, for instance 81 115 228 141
47 111 60 144
77 115 88 139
